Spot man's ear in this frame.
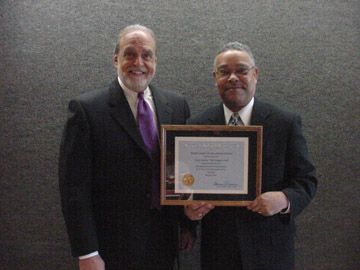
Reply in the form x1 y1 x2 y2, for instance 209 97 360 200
212 71 217 87
212 70 216 79
114 54 118 67
253 67 258 82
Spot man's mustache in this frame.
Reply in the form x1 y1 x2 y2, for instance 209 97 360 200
225 84 246 91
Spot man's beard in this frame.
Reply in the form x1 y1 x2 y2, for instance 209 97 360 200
123 75 153 92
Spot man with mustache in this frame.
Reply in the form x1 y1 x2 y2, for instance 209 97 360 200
185 42 317 270
59 24 194 270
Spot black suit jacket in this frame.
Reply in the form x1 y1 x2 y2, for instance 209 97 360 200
187 99 317 270
59 80 190 269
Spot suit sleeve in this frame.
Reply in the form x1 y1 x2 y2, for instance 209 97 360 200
281 114 317 220
184 98 190 122
58 100 98 257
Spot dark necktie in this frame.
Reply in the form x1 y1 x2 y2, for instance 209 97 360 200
229 113 243 126
137 92 161 210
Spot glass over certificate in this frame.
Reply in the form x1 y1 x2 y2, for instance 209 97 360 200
160 125 262 206
174 137 248 194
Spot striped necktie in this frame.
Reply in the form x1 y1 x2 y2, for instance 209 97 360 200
229 113 243 126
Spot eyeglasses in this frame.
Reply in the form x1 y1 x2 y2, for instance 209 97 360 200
215 66 255 78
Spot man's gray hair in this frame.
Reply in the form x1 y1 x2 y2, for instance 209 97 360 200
114 24 156 55
214 42 255 68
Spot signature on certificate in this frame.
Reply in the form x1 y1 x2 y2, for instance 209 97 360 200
214 181 238 189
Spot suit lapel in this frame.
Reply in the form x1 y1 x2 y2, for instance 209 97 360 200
150 85 173 130
251 98 273 146
108 80 148 154
208 104 226 125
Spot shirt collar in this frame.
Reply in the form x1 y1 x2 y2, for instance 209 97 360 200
117 76 151 107
223 97 254 126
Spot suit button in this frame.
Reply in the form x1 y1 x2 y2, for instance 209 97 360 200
146 193 150 198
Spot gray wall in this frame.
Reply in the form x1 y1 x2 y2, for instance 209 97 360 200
1 1 359 269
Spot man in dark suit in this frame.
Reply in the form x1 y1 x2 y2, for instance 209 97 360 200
185 42 317 270
59 24 194 270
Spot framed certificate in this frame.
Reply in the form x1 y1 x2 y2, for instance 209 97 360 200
160 125 262 206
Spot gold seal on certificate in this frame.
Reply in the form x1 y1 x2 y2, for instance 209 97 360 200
182 174 195 186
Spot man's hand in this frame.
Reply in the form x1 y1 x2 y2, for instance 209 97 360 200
247 191 289 216
79 254 105 270
184 202 214 221
180 228 197 251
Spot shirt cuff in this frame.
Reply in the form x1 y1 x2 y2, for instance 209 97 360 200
280 202 291 214
79 251 99 260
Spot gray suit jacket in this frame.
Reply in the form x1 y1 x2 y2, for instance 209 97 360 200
187 98 317 270
59 80 190 269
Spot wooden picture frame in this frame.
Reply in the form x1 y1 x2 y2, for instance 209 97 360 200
160 125 262 206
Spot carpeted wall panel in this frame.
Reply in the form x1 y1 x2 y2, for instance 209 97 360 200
1 1 359 269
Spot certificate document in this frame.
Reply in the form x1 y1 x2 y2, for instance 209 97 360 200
174 137 248 194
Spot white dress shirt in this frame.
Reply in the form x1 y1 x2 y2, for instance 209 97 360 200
223 97 254 126
118 77 158 126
